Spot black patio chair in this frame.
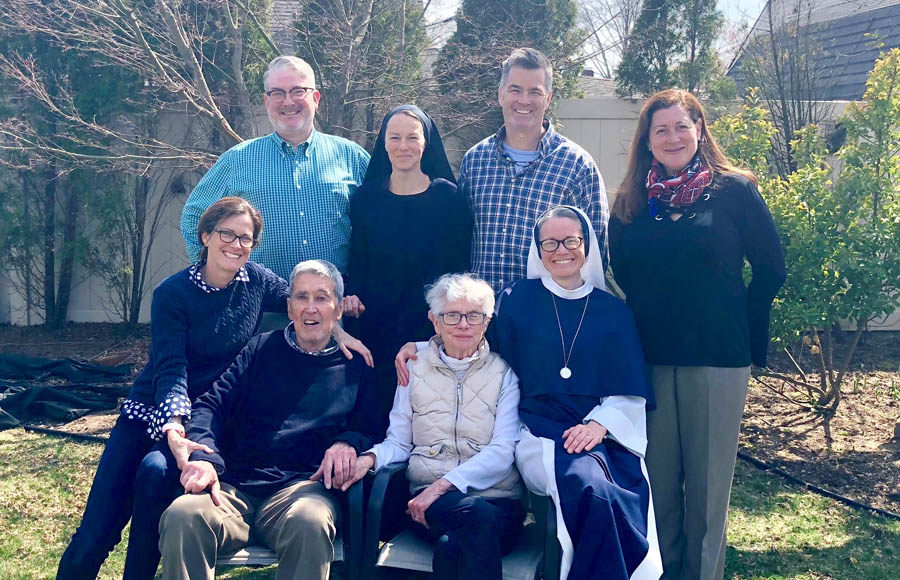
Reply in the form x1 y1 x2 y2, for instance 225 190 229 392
361 461 560 580
217 478 364 580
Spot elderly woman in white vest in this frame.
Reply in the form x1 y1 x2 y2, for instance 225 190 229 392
344 273 525 580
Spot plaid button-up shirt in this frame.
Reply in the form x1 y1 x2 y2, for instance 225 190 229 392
459 121 609 292
181 130 369 279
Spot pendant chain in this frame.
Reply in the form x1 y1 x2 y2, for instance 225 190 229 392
551 293 590 378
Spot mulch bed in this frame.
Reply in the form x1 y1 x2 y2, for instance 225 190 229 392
741 332 900 514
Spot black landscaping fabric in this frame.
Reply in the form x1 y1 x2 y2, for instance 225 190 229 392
0 353 132 430
0 353 132 382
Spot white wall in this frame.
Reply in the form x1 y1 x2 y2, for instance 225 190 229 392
64 200 190 323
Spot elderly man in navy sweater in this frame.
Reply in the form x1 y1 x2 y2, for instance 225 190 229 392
158 260 379 580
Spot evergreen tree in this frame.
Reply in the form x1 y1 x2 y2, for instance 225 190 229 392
434 0 582 151
616 0 722 97
616 0 679 96
294 0 427 142
674 0 722 92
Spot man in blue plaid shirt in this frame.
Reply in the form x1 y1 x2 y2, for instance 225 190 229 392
459 48 608 292
180 56 370 281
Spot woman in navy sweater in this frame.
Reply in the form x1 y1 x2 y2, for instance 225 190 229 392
57 197 283 579
609 90 785 580
58 197 367 579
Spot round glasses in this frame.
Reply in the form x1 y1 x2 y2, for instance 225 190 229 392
215 229 256 248
265 87 315 102
539 236 584 252
438 311 488 326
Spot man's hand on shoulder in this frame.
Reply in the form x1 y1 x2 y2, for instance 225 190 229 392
394 342 419 386
180 460 222 506
341 295 365 318
310 441 357 490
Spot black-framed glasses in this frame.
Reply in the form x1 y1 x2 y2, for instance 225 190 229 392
539 236 584 252
438 311 488 326
215 229 256 248
265 87 315 102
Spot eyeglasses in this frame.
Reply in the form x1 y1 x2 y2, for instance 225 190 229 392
265 87 315 102
215 229 256 248
539 236 584 252
438 311 488 326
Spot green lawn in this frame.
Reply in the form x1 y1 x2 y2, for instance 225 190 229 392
2 428 898 579
726 461 900 579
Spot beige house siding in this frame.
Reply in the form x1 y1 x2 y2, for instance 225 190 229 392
554 96 643 203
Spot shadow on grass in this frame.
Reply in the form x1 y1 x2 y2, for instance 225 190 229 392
726 462 900 579
726 535 898 580
0 433 104 498
216 565 277 579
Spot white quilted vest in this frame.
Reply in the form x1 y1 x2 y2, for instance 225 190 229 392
406 338 522 498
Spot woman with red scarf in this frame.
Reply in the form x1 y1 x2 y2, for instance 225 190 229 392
609 89 785 580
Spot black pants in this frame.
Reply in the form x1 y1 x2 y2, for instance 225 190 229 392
412 490 525 580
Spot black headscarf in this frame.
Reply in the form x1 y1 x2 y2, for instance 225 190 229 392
361 105 456 187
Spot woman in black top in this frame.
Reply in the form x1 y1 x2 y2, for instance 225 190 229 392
609 89 785 580
344 105 473 418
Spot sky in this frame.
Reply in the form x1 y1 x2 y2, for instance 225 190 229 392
426 0 769 27
422 0 771 73
720 0 768 27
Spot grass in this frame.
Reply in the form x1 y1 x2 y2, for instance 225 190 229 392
0 429 278 580
725 461 900 579
0 430 129 580
2 429 898 579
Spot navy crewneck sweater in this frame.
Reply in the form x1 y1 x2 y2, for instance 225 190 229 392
187 329 381 497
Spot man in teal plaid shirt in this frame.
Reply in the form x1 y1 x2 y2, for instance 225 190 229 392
181 56 370 281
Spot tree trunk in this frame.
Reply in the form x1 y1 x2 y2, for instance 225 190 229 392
41 163 57 326
51 183 81 328
128 174 150 327
19 170 35 324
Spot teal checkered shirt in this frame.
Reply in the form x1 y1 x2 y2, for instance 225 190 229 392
181 130 370 279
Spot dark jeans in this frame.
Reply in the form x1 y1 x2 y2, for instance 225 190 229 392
57 415 182 580
412 490 526 580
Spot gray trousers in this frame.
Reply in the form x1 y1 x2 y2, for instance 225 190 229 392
159 479 340 580
646 365 750 580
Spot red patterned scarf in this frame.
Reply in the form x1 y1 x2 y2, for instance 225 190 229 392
645 154 711 216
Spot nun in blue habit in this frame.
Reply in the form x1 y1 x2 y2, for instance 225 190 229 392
490 205 663 580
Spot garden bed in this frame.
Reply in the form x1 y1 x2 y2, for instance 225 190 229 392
742 332 900 515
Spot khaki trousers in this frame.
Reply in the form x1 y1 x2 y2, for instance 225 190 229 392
646 365 750 580
159 479 340 580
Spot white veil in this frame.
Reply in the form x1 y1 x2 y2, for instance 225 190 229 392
525 205 607 299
